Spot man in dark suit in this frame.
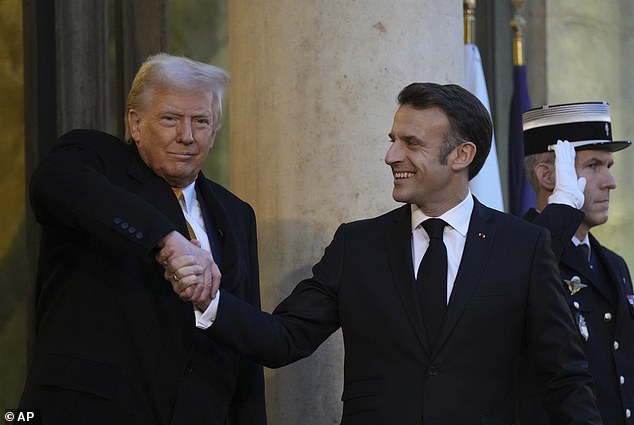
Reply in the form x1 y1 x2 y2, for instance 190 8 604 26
166 83 601 424
520 102 633 424
19 54 266 424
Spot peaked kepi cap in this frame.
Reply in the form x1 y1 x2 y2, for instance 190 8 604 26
522 101 631 156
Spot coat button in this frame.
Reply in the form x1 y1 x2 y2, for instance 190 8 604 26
614 341 620 350
573 301 580 310
604 312 612 321
626 408 631 418
121 222 129 229
114 217 122 224
184 364 193 375
128 226 136 233
135 232 144 239
427 366 438 376
620 376 626 385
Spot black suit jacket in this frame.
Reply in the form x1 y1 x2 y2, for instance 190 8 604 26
20 129 266 425
209 200 601 424
521 206 634 424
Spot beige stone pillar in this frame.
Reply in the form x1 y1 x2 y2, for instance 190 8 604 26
526 0 634 267
228 1 463 422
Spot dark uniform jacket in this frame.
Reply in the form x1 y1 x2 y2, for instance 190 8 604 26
20 129 266 425
522 206 634 425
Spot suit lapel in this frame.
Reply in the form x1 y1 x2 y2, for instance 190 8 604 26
434 199 496 353
195 175 246 295
127 150 188 236
561 248 594 284
560 234 614 304
589 234 629 312
386 205 431 355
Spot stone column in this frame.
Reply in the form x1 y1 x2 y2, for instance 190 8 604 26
228 1 463 423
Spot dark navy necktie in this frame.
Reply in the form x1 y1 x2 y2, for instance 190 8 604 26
416 218 448 348
577 243 592 269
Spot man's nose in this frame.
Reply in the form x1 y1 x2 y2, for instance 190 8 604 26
178 120 194 143
385 140 402 165
603 169 617 190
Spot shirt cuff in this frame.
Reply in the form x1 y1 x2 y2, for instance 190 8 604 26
194 289 221 329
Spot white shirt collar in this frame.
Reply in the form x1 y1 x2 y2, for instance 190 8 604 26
572 234 590 247
410 192 473 237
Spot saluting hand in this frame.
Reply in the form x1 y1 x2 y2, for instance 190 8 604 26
549 139 586 209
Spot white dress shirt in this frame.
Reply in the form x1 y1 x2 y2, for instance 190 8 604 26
572 234 592 263
411 193 473 304
175 182 218 329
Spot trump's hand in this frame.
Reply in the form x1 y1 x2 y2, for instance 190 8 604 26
156 231 221 311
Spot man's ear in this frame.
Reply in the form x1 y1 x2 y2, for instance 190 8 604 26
128 110 141 142
534 162 556 191
450 142 476 172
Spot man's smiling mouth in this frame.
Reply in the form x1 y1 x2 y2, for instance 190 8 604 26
394 171 415 179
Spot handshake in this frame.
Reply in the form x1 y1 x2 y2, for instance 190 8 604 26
156 230 221 311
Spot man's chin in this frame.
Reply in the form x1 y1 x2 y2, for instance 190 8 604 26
391 190 410 204
585 214 608 228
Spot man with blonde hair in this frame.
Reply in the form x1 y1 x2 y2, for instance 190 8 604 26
20 54 266 424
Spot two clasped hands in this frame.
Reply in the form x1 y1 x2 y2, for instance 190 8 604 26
156 230 221 311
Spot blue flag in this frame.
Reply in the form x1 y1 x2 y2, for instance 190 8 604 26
508 65 535 216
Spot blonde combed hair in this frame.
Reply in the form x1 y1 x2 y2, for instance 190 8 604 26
124 53 229 140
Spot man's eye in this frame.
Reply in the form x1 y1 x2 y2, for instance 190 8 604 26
195 118 211 126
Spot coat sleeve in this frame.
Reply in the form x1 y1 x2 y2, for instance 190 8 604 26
530 203 584 260
30 129 177 260
209 224 345 369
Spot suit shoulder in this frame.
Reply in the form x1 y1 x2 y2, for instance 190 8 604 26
592 235 629 264
339 205 407 230
58 129 124 146
480 204 547 236
198 178 254 212
54 129 130 156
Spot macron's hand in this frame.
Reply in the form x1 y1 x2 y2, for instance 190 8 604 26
548 139 585 209
163 253 220 311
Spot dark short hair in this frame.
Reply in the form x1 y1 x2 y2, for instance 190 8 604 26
397 82 492 180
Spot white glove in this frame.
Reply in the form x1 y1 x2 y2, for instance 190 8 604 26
548 140 586 209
